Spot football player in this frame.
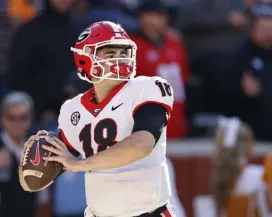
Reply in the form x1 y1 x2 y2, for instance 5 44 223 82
20 21 176 217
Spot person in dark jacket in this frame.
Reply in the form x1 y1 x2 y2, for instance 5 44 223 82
0 91 37 217
7 0 81 123
217 1 272 141
0 147 11 217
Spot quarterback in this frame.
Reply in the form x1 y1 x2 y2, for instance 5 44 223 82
21 21 175 217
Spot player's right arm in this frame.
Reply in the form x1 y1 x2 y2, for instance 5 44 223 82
75 102 170 171
44 104 169 172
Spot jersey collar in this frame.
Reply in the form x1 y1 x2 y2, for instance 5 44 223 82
81 81 128 117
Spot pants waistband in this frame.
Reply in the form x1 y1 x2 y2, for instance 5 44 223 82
90 204 168 217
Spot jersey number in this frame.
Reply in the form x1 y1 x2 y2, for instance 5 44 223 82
157 63 185 101
79 118 117 157
155 80 172 97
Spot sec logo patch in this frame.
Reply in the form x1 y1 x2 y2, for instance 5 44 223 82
71 111 80 126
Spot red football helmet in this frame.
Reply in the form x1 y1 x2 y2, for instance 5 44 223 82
71 21 137 83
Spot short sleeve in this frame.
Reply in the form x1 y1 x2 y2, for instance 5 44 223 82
58 100 70 132
132 76 174 116
57 100 78 151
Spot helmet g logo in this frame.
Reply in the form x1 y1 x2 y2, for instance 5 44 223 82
76 28 91 44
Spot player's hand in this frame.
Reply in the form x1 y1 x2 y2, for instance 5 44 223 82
42 137 80 172
21 130 48 164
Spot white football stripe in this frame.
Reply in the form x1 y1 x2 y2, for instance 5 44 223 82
105 21 122 37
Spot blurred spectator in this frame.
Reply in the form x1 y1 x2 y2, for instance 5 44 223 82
81 0 139 33
29 69 90 135
175 0 256 128
0 0 12 99
160 0 182 27
0 74 9 105
178 0 248 62
70 0 89 20
0 148 11 216
63 71 90 100
7 0 81 124
211 117 268 217
131 0 191 139
228 1 272 141
7 0 43 28
0 91 49 217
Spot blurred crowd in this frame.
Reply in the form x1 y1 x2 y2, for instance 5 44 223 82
0 0 271 216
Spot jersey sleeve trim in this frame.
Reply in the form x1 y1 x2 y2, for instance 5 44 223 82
133 101 172 116
58 129 77 151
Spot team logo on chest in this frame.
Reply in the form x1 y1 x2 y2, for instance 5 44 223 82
71 111 80 126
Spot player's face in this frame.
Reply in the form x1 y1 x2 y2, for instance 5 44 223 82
97 46 129 60
95 46 131 79
1 104 31 140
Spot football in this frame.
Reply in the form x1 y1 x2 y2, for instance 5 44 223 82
21 132 63 191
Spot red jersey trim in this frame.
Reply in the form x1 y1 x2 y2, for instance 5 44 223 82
132 101 172 116
162 209 173 217
81 81 128 117
59 129 77 151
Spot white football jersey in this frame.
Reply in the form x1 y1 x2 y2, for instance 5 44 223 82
58 76 174 217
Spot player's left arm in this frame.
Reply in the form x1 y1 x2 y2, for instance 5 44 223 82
76 103 168 171
43 103 170 172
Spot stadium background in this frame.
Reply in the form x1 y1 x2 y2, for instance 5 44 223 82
0 0 271 217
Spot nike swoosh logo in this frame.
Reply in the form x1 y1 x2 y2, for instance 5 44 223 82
30 141 40 166
111 103 123 111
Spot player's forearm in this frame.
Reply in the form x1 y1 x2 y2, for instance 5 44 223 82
77 131 155 171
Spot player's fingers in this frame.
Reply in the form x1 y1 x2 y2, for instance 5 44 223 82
24 135 39 147
53 137 67 150
36 130 48 136
43 156 62 162
45 137 65 151
42 145 63 156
